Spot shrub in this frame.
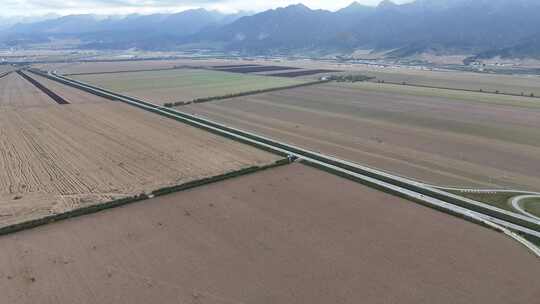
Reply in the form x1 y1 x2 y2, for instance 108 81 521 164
326 74 375 83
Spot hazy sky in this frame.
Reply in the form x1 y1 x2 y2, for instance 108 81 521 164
1 0 413 17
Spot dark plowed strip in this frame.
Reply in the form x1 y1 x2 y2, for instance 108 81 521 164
212 64 262 68
63 67 180 76
16 70 70 105
216 66 301 74
270 69 341 77
0 71 12 80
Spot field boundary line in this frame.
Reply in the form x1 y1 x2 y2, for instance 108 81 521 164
267 69 341 78
17 70 70 105
371 80 539 99
0 159 291 237
0 71 12 80
63 67 182 76
210 65 301 74
166 80 332 107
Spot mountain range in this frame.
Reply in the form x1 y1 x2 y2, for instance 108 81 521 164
2 0 540 60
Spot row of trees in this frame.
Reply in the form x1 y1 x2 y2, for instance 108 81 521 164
326 74 375 83
163 79 331 107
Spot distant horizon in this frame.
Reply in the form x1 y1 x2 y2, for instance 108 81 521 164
0 0 414 18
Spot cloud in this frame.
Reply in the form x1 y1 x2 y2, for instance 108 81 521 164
0 0 412 17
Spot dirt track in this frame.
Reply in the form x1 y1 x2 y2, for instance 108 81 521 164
0 164 538 304
0 102 280 228
184 83 540 191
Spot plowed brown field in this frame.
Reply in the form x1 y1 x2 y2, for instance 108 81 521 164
37 59 223 75
38 58 540 96
0 102 280 228
0 164 538 304
184 83 540 191
72 69 305 105
28 73 109 104
0 73 56 108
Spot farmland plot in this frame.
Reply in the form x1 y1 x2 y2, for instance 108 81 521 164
0 73 57 108
28 72 109 104
37 60 191 75
321 64 540 96
0 102 280 228
347 81 540 106
268 69 340 77
37 59 237 75
0 164 538 304
0 65 16 75
213 65 300 73
184 83 540 191
72 69 307 105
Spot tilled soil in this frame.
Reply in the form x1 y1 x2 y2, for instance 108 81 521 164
0 73 57 108
36 58 540 96
184 83 540 191
37 59 226 75
0 164 538 304
72 69 305 105
0 102 280 228
28 73 110 104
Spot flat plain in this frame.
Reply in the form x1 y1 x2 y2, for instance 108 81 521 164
0 66 15 74
36 60 194 75
0 164 538 304
36 59 234 75
295 61 540 96
356 67 540 96
349 81 540 106
73 68 307 104
184 82 540 191
0 73 57 107
28 72 110 104
0 98 280 228
35 58 540 96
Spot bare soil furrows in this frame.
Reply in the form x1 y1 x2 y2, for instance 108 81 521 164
0 73 56 108
16 71 69 105
185 83 540 191
36 58 540 95
0 66 13 73
38 59 223 75
0 71 11 80
214 65 300 73
0 164 538 304
212 64 260 68
269 69 340 77
28 73 110 104
0 103 280 228
73 68 306 105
